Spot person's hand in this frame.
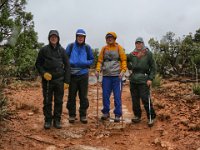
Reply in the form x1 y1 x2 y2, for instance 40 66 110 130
95 71 100 79
64 83 69 90
147 80 152 87
43 72 52 81
119 71 124 79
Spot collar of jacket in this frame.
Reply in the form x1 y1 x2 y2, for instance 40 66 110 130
49 43 60 50
106 42 118 48
75 40 85 46
132 48 148 58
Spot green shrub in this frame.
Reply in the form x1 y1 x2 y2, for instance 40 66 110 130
152 74 162 88
192 84 200 95
0 94 8 121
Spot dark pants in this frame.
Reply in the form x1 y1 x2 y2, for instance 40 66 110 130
42 78 64 122
67 74 89 118
130 82 156 119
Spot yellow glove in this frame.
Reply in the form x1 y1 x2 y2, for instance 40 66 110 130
64 83 69 89
43 72 52 81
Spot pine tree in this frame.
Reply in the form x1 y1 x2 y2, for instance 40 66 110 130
0 0 42 79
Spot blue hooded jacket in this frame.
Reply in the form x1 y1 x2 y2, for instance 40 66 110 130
66 29 94 75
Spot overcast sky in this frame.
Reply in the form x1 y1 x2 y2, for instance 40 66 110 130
26 0 200 53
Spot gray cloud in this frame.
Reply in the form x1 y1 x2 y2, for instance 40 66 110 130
26 0 200 53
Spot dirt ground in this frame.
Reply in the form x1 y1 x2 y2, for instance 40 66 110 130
0 77 200 150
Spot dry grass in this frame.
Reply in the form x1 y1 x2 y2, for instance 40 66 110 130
15 101 39 113
192 84 200 95
0 95 8 121
152 74 162 88
8 80 40 90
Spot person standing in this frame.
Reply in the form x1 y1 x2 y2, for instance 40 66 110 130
35 30 70 129
127 37 156 127
66 29 94 124
96 32 127 122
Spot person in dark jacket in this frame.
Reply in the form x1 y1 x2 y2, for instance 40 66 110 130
66 29 94 124
127 37 156 127
35 30 70 129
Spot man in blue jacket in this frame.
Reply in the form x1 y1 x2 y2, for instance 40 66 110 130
66 29 94 124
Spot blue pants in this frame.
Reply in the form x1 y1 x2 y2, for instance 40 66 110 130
102 76 122 117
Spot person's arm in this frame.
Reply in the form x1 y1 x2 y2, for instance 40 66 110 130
118 45 127 73
85 45 94 67
96 47 105 72
65 43 77 67
62 49 71 84
127 53 133 70
35 48 46 76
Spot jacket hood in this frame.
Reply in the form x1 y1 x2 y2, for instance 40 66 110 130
106 32 117 39
48 30 60 43
75 29 86 45
76 29 86 36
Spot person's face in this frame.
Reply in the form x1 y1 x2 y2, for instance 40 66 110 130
106 36 115 45
135 42 144 50
50 35 58 46
77 35 85 44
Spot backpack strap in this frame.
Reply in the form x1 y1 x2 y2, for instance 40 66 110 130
68 43 74 58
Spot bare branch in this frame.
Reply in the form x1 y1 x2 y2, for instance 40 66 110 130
0 0 8 10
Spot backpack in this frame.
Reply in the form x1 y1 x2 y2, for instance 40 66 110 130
68 43 90 59
102 44 122 61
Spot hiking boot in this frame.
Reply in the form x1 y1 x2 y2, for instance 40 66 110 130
131 116 141 123
69 116 75 123
44 121 51 129
114 116 120 123
101 114 110 120
53 120 62 129
80 116 88 124
148 119 154 127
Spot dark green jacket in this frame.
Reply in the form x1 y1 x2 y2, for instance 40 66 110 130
127 48 156 84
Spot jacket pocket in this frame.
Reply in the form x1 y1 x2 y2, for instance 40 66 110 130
131 73 148 83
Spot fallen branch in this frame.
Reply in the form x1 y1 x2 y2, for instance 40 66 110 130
6 129 63 148
25 135 61 147
168 79 200 83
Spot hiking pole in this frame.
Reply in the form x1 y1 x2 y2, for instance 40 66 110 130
46 81 49 102
120 79 124 128
45 80 50 122
96 76 99 128
148 87 152 128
